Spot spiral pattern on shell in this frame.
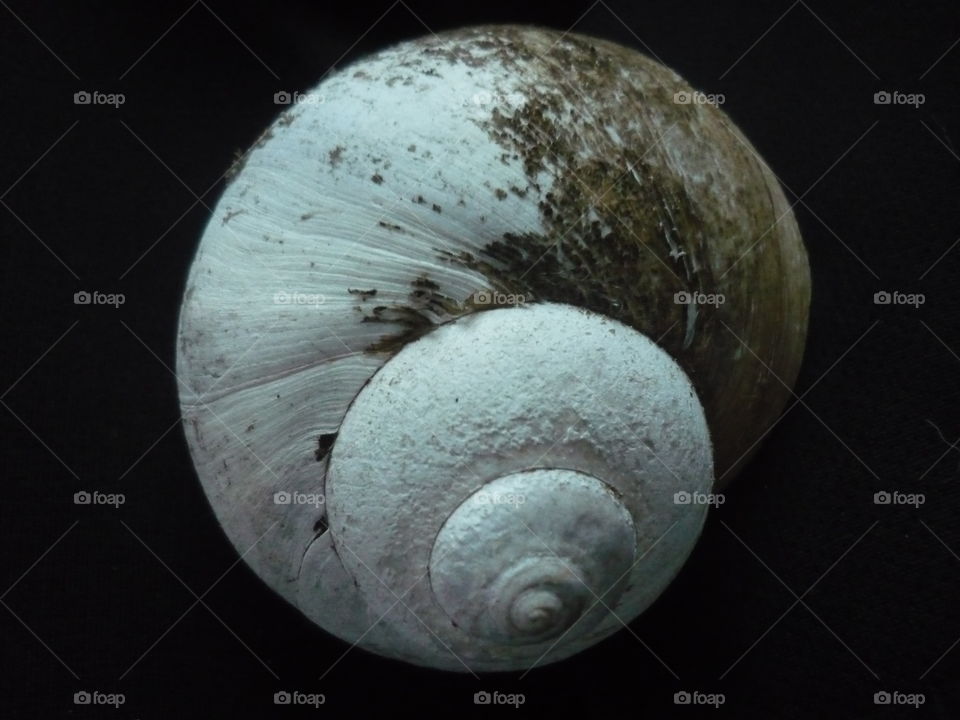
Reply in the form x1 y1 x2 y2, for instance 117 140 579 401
176 25 810 670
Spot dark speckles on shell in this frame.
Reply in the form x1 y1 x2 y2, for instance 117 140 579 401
358 26 809 485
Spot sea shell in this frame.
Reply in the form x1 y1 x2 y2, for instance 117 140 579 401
176 25 810 671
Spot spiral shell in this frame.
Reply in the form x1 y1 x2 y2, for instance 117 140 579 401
176 25 810 670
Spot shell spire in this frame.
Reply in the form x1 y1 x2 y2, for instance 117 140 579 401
177 26 809 671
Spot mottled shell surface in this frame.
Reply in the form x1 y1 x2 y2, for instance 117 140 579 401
177 25 810 670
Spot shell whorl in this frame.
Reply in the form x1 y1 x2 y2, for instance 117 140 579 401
429 469 637 646
176 25 810 671
318 303 712 669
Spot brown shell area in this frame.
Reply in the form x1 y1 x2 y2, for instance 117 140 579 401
391 27 810 486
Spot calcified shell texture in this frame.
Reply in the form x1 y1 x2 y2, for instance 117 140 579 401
320 303 712 669
177 25 810 670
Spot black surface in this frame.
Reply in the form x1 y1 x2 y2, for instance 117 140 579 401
2 1 959 717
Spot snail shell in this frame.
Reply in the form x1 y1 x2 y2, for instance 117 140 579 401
177 25 809 671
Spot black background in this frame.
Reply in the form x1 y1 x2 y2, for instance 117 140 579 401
2 1 959 717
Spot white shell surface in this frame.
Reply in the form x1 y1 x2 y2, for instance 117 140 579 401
175 24 804 670
177 37 539 604
429 469 638 646
177 30 563 599
321 303 711 670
